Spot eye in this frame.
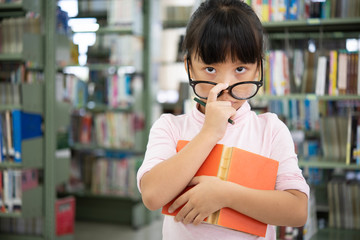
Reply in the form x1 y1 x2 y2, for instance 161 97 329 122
236 67 246 73
205 67 216 74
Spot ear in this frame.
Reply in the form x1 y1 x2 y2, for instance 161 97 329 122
184 55 189 73
254 60 262 81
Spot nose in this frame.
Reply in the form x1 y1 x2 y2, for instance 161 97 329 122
217 85 231 97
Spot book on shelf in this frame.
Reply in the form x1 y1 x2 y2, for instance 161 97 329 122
345 111 360 165
0 111 15 162
263 49 359 96
12 110 42 163
327 175 360 230
66 152 140 198
0 216 43 235
0 15 41 55
0 169 39 213
247 0 360 21
56 196 75 236
162 140 279 237
107 0 143 34
315 56 327 96
107 71 133 108
0 110 43 163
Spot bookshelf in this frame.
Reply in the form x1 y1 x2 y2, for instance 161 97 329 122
156 1 360 239
0 0 72 239
252 2 360 240
58 0 157 229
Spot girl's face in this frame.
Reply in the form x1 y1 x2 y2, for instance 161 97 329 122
186 54 260 112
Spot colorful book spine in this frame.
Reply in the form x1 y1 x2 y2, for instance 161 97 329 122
12 110 43 163
0 114 3 163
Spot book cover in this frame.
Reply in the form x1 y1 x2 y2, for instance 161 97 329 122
328 50 338 96
56 196 76 236
21 169 39 191
315 56 327 96
12 110 43 163
338 52 348 95
162 140 279 237
0 114 4 162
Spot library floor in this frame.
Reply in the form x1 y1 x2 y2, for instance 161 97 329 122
74 218 163 240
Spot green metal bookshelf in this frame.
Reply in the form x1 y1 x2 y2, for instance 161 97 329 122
61 0 156 230
0 0 71 239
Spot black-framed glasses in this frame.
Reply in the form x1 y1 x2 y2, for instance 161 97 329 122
187 58 263 100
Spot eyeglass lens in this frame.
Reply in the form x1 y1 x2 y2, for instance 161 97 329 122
194 82 258 99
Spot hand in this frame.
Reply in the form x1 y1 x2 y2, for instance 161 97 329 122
168 176 227 225
201 83 236 140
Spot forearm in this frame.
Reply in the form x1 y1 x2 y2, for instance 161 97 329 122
223 182 308 227
140 130 218 211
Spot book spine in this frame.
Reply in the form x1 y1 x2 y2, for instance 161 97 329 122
0 114 3 163
11 110 22 163
206 147 233 225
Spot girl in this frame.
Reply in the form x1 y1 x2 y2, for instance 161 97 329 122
137 0 309 239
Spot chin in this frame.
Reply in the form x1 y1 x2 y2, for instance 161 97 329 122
232 100 246 110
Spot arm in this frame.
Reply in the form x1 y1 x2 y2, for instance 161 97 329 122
140 130 218 211
169 176 308 227
140 83 236 211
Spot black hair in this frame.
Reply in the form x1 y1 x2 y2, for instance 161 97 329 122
183 0 263 65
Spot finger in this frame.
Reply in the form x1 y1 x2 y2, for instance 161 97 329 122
182 209 199 225
174 202 193 222
193 213 206 225
207 83 229 103
168 192 188 214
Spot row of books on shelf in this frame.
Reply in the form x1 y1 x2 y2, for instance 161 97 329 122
77 0 143 32
70 111 141 149
263 50 360 96
248 0 360 22
0 14 41 55
56 73 88 108
0 83 21 106
266 99 360 164
0 196 75 236
0 217 43 236
164 6 192 23
0 110 43 163
320 112 360 165
267 99 320 131
0 63 44 83
56 70 141 109
67 154 140 198
91 35 143 71
0 169 38 213
327 177 360 230
107 0 143 33
0 0 22 4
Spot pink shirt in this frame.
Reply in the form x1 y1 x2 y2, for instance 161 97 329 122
137 101 310 240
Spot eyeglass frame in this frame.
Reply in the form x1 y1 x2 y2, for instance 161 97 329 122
186 57 264 100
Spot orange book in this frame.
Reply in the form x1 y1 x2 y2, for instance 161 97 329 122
162 140 279 237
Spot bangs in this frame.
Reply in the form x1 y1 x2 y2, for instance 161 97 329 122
185 5 263 65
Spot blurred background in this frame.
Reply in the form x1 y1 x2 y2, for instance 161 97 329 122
0 0 360 239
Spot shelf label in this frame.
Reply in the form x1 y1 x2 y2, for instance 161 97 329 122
307 18 321 25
